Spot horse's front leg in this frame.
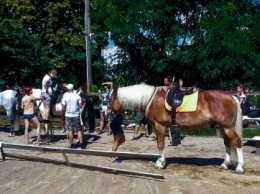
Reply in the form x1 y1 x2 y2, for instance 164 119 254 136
155 124 166 169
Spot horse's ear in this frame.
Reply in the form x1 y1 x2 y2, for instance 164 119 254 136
113 83 119 92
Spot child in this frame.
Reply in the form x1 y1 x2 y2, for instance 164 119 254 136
21 87 42 144
109 114 125 161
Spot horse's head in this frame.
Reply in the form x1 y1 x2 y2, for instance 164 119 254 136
107 84 124 115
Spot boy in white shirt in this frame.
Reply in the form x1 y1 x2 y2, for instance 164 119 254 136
61 83 85 149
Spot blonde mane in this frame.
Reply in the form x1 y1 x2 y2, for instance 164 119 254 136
117 84 156 111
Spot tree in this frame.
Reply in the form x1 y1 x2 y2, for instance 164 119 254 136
92 0 260 88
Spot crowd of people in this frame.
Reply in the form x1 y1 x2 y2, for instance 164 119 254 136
8 69 250 159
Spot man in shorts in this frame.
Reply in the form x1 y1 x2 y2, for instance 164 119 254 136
61 83 85 149
131 111 152 140
41 69 58 124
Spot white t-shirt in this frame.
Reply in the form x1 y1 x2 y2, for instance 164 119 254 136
61 92 82 117
41 74 52 93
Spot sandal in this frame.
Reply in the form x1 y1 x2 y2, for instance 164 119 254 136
131 137 138 140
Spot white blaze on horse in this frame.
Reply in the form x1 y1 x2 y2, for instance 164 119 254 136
108 84 244 174
0 90 20 136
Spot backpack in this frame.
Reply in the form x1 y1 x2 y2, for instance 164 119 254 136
241 100 251 116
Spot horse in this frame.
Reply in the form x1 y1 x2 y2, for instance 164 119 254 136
31 89 86 137
0 90 20 136
108 84 244 174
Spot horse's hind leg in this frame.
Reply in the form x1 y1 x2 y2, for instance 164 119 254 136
154 124 166 169
219 128 244 173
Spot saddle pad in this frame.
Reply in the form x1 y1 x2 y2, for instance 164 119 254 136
176 92 198 112
165 92 198 112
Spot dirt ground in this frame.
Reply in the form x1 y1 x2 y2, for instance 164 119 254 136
0 126 260 194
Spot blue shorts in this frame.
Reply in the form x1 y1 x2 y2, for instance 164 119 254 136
110 115 124 136
23 114 36 120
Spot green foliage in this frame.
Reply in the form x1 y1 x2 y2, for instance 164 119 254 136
180 128 260 138
181 128 216 136
0 0 259 89
247 95 260 109
243 128 260 138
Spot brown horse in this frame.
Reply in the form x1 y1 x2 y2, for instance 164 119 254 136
108 84 244 173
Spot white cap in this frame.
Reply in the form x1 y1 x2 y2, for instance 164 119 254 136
66 83 74 90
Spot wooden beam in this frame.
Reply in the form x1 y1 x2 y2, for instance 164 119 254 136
62 150 71 166
1 142 161 159
0 143 5 161
226 91 260 96
3 153 164 179
252 136 260 155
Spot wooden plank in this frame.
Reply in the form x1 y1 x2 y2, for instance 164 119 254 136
62 150 71 166
3 153 164 179
226 91 260 96
0 143 5 161
1 142 161 159
252 136 260 155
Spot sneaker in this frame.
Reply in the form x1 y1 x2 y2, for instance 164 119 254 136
80 143 86 149
70 144 75 148
60 129 66 134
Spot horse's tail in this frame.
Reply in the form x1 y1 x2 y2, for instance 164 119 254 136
234 96 243 139
230 96 243 163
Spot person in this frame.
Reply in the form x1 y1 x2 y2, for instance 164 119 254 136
60 83 68 134
21 87 42 144
98 83 111 134
235 84 250 115
61 83 85 149
76 86 87 131
41 69 58 124
164 76 172 87
131 111 152 140
164 76 182 146
109 114 125 162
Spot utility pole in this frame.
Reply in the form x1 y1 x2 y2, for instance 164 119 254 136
84 0 92 93
83 0 95 133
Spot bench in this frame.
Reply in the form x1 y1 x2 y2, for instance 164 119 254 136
252 136 260 155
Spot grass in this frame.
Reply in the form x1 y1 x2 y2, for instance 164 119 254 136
0 117 259 138
179 128 260 138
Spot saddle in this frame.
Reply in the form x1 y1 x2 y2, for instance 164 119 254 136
165 87 197 126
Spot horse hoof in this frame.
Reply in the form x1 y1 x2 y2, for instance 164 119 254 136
155 163 164 169
155 159 166 169
235 166 244 174
220 163 228 170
